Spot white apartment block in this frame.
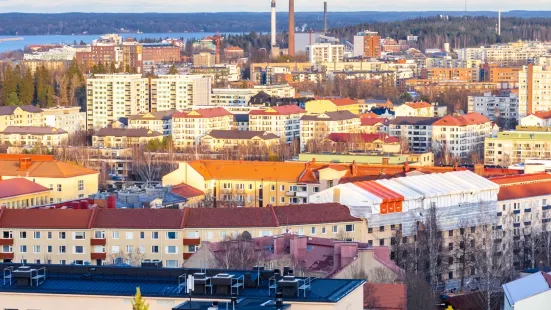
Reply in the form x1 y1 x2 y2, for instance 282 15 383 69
306 43 345 64
171 107 234 149
150 75 211 111
432 113 492 159
249 105 305 144
128 111 174 136
253 84 296 98
394 102 435 117
211 88 257 106
23 46 78 61
86 74 149 130
42 106 86 134
485 131 551 166
468 93 519 123
519 65 551 118
300 111 360 151
458 42 549 66
388 117 440 153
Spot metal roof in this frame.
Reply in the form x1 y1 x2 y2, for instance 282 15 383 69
503 271 551 306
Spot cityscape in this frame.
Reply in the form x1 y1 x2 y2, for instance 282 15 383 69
0 1 551 310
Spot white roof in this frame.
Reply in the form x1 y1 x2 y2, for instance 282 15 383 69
375 179 423 200
503 272 551 306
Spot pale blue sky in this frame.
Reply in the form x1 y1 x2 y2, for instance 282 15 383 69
0 0 547 13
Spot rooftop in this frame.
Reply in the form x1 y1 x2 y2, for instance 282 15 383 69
204 130 280 141
94 128 163 138
2 126 67 135
329 98 357 107
249 105 305 116
489 131 551 140
360 117 387 126
0 178 50 200
0 154 98 178
327 133 399 144
433 112 490 126
503 271 551 306
173 107 232 119
127 111 175 121
389 117 441 126
364 283 407 310
405 101 432 109
0 105 42 116
300 111 359 122
171 183 205 199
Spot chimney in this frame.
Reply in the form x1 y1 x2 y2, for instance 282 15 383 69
324 1 328 34
339 243 358 267
474 164 485 176
19 157 32 170
274 236 287 255
288 0 295 56
271 0 277 46
332 187 341 203
382 157 390 165
404 161 410 172
351 160 358 176
498 9 501 36
290 236 307 260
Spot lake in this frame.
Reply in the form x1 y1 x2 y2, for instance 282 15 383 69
0 32 245 52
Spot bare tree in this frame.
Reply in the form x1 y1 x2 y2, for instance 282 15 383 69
405 272 437 310
215 234 267 270
368 266 398 284
107 249 145 267
452 220 478 292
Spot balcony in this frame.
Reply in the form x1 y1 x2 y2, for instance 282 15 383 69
543 205 551 211
183 238 201 246
90 238 107 246
0 239 13 246
0 252 14 260
183 252 194 259
91 253 107 260
513 223 521 227
525 208 532 213
524 221 532 226
513 210 521 214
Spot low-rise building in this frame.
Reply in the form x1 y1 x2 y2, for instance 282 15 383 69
520 110 551 127
0 105 44 131
0 126 68 147
485 131 551 166
93 128 163 149
128 111 175 136
305 98 360 114
41 106 86 134
421 67 480 82
502 271 551 310
324 133 400 153
394 101 434 117
249 105 305 144
200 130 280 152
300 110 361 151
172 107 234 149
359 117 388 133
0 178 51 208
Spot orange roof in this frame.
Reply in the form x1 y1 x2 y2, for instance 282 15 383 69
433 112 490 126
361 117 387 126
490 172 551 186
497 180 551 201
225 46 244 51
405 101 431 109
330 98 357 106
188 160 310 182
0 178 50 199
0 154 98 178
173 107 232 119
359 112 380 118
249 105 305 116
531 110 551 120
364 283 407 310
171 183 205 198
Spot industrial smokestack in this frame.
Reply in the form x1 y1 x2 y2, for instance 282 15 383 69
498 9 501 36
324 1 328 34
271 0 277 46
288 0 295 56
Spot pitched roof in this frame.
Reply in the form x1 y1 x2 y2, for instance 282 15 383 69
0 178 50 199
327 133 399 144
364 283 407 310
204 130 280 140
405 101 432 109
0 105 42 116
433 112 490 126
496 181 551 201
2 126 67 135
127 111 175 121
94 128 163 137
273 203 361 226
93 209 185 229
360 117 387 126
503 271 551 306
171 183 204 199
490 173 551 186
183 207 279 228
0 209 94 229
187 160 310 182
249 105 305 115
173 107 232 119
330 98 357 106
531 110 551 120
300 110 359 122
0 154 98 178
389 117 441 126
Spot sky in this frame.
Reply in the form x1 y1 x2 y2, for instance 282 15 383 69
0 0 548 13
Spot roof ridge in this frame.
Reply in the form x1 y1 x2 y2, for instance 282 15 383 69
88 207 99 229
269 205 279 227
180 208 188 229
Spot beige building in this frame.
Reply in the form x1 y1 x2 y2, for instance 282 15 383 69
394 101 435 117
86 74 149 130
0 126 68 147
150 75 212 111
300 110 361 152
307 43 345 64
485 130 551 166
192 51 216 67
0 178 51 209
200 130 280 152
128 110 175 136
172 107 234 149
0 105 44 131
519 64 551 117
0 154 99 203
42 106 87 134
92 128 163 148
249 105 305 144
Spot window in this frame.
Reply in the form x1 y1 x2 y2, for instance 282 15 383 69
449 257 454 265
94 231 105 239
166 246 178 254
59 232 66 240
298 227 305 235
33 231 41 239
20 245 27 253
60 260 66 265
449 230 454 237
59 246 66 254
73 232 86 240
126 245 134 253
112 231 119 239
448 271 454 280
280 185 285 191
166 232 177 240
126 232 133 240
151 246 159 253
47 245 53 253
220 231 227 239
57 184 62 192
270 185 275 191
152 232 159 239
332 225 338 233
311 227 316 234
33 245 40 253
322 227 326 234
78 180 84 191
379 239 384 246
140 232 145 239
111 246 120 253
188 245 197 252
20 231 27 239
166 260 179 268
188 231 199 238
391 224 395 231
471 227 476 233
74 246 84 254
206 231 213 240
139 246 145 254
345 224 355 232
280 197 285 204
270 197 275 203
379 226 384 232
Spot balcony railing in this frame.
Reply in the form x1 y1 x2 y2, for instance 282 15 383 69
90 238 106 246
0 239 13 246
0 252 14 260
91 253 107 260
183 238 201 246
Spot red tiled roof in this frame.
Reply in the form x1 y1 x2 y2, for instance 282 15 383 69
183 207 279 228
405 101 431 109
433 112 490 126
0 209 94 229
0 178 50 199
0 154 98 178
497 181 551 201
328 133 398 144
273 203 361 226
330 98 357 106
361 117 387 126
249 105 305 115
93 209 185 229
364 283 407 310
490 173 551 185
532 110 551 120
171 183 205 198
173 107 232 119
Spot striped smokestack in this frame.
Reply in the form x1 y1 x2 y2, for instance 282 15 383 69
288 0 295 56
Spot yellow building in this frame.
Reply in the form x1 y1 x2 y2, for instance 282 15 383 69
92 128 163 148
200 130 280 152
0 178 51 208
0 154 99 203
0 126 68 147
128 110 174 136
172 107 234 149
0 105 44 131
394 101 435 117
305 98 361 114
485 131 551 166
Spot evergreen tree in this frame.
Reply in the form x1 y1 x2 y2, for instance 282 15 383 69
18 68 34 105
45 85 55 108
6 92 20 106
2 66 17 105
35 65 50 106
131 287 149 310
168 65 178 75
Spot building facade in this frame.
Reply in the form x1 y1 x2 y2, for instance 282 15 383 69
150 75 211 111
519 64 551 118
300 111 361 152
249 105 305 144
171 107 234 149
92 128 163 149
41 106 87 134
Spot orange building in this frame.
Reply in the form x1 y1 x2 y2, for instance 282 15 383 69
354 31 381 58
485 66 521 89
420 68 479 82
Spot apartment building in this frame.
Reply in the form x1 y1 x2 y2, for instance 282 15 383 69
86 74 149 130
150 75 211 111
394 101 435 117
468 93 519 124
41 106 86 134
483 66 521 89
305 98 360 114
127 110 174 136
0 178 51 209
420 68 479 82
189 66 229 85
249 105 305 144
121 43 143 73
388 117 441 153
432 113 493 159
485 131 551 166
353 30 381 58
171 107 234 149
300 110 361 151
253 84 296 98
200 130 280 152
457 42 549 66
520 110 551 127
192 51 216 67
211 88 257 106
0 105 44 131
519 64 551 117
306 43 345 64
92 128 163 149
142 43 180 63
0 154 99 203
0 126 68 147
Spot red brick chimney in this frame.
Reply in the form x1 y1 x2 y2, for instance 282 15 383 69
274 236 287 255
19 158 32 170
290 236 307 260
351 160 358 176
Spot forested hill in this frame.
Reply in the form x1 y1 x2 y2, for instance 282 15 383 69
331 16 551 51
1 11 551 35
